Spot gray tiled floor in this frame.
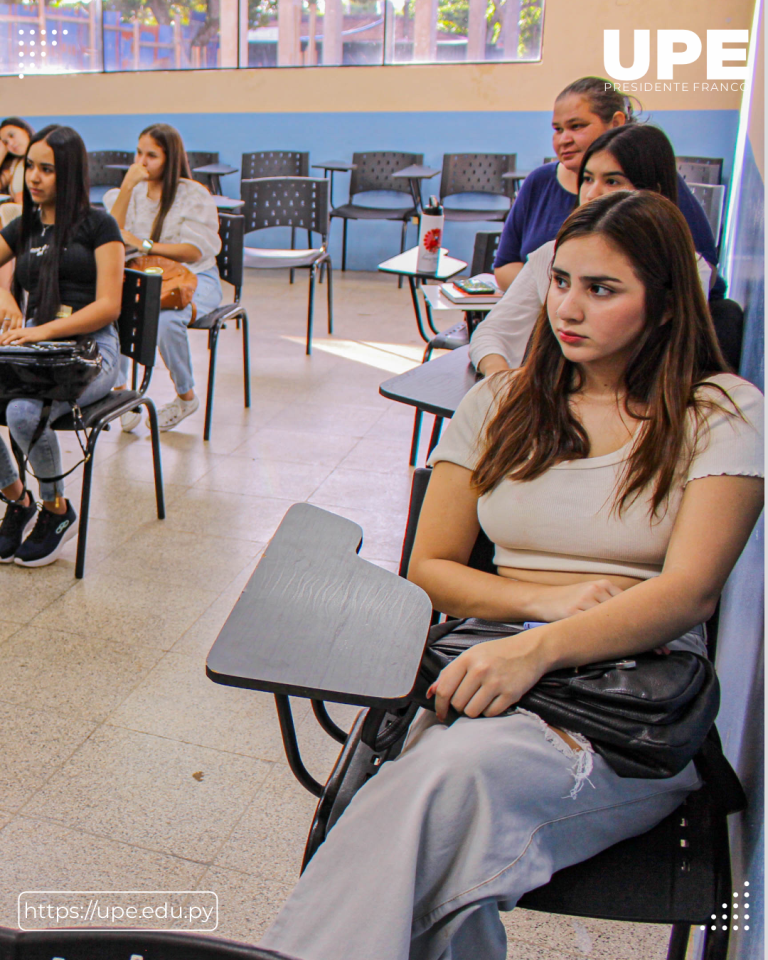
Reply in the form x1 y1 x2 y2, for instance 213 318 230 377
0 269 676 957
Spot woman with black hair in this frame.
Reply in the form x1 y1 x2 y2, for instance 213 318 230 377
493 77 719 292
0 124 124 567
0 116 34 206
471 124 716 377
105 123 221 433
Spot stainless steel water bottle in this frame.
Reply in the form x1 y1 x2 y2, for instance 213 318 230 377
416 196 444 272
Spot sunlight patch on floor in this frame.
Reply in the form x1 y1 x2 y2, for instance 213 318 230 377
282 337 426 373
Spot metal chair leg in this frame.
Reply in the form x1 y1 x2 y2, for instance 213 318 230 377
142 398 166 520
241 309 251 408
426 416 443 456
342 219 348 272
702 926 730 960
666 924 690 960
290 226 296 285
398 219 408 289
325 257 333 334
409 410 422 467
203 325 219 442
74 434 98 579
306 263 317 355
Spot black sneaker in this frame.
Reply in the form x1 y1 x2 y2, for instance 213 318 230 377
0 492 37 563
14 500 78 567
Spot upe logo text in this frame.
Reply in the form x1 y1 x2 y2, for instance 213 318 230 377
604 30 749 81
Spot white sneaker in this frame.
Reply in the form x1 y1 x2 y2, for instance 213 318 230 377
121 409 142 433
152 395 200 432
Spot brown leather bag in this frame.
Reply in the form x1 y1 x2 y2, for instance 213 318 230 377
129 255 199 319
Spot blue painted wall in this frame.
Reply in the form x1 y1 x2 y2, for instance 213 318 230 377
40 108 739 271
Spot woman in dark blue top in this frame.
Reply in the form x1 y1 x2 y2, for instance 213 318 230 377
494 77 720 295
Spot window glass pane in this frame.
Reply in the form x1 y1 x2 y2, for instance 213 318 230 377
387 0 543 64
248 0 383 67
102 0 220 70
0 0 102 76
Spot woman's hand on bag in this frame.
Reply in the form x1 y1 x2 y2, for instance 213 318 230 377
122 162 150 191
428 629 550 720
528 579 624 622
0 323 51 345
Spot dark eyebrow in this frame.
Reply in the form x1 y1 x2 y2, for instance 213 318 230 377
582 274 624 284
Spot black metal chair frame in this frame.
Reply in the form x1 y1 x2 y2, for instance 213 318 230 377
438 152 517 223
3 269 165 579
240 176 333 356
187 150 220 190
0 926 293 960
266 467 740 960
330 151 422 272
409 231 502 465
188 212 251 442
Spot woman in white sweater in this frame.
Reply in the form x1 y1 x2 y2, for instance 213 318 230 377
471 124 715 377
106 123 222 432
260 192 763 960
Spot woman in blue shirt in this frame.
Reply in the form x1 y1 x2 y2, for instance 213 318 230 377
494 77 720 294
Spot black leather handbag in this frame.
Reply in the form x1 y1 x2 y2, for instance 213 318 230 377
414 619 721 780
0 339 103 488
0 339 102 402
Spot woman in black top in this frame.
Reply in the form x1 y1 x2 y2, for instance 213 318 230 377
0 125 124 567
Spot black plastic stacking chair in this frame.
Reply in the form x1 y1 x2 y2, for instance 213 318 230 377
49 268 165 578
439 153 516 223
330 151 422 272
0 926 297 960
210 470 743 960
409 231 502 465
188 213 251 441
87 150 133 207
676 156 724 185
187 150 219 188
240 152 311 283
0 270 166 579
240 176 332 355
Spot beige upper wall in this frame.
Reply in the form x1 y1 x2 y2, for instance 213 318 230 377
3 0 754 115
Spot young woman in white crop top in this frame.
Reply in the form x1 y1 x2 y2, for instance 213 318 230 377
105 123 222 433
471 123 716 377
260 191 763 960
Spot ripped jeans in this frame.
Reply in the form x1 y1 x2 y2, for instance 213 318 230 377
260 622 705 960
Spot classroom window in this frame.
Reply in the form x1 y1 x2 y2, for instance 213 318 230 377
0 0 542 72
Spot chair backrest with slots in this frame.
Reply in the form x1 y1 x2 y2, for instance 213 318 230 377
118 268 162 371
87 150 133 188
241 151 310 181
470 231 502 275
240 176 330 240
216 213 245 296
440 153 517 202
676 156 723 185
349 151 423 198
186 151 219 186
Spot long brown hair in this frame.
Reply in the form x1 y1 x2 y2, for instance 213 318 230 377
139 123 192 242
473 191 730 516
